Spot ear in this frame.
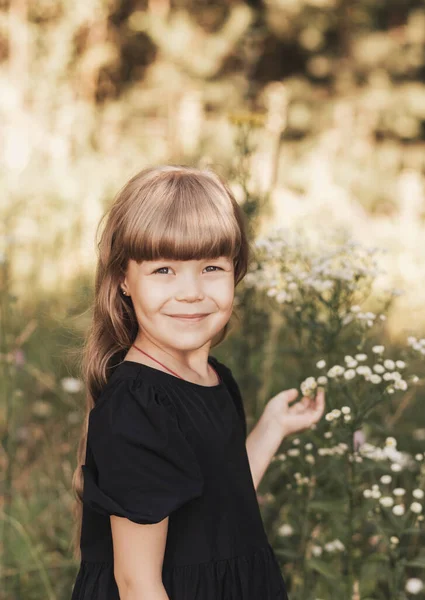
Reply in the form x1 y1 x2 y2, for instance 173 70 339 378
119 276 129 296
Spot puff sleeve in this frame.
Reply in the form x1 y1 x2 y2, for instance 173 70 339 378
210 356 247 439
82 378 204 524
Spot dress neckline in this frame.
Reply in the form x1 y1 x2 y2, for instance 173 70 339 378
118 355 225 391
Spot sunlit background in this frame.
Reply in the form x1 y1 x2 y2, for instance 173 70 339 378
1 1 425 598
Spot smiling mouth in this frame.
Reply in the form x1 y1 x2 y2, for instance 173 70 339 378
167 314 209 321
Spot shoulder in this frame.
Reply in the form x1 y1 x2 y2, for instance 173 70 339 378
94 364 172 410
89 371 176 439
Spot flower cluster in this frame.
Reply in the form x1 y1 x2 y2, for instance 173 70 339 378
299 346 418 403
358 436 419 471
363 476 424 519
246 230 388 309
407 335 425 357
342 304 388 326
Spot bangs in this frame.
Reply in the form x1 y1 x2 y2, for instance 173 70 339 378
120 170 241 264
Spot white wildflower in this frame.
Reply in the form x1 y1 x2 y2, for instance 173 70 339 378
288 448 300 457
327 365 345 378
311 545 322 557
324 539 345 552
370 374 382 384
373 364 385 374
385 437 397 447
405 578 424 594
344 369 356 380
380 475 392 484
341 406 351 414
379 496 394 507
393 488 406 496
316 360 326 369
301 377 318 396
384 359 395 370
412 489 424 499
410 502 423 514
394 379 408 391
346 360 358 368
278 524 294 537
392 504 405 516
372 345 385 354
356 365 372 376
355 353 367 361
317 376 328 385
61 377 84 393
395 360 406 369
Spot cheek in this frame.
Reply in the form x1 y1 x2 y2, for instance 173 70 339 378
209 279 234 309
136 281 167 310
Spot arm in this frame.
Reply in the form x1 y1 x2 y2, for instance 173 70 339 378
246 414 285 491
245 386 325 491
111 515 170 600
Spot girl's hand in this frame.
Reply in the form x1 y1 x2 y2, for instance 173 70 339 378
263 387 326 439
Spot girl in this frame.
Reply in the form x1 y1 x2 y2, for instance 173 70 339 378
70 164 325 600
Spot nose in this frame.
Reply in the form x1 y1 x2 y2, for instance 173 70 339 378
174 272 204 301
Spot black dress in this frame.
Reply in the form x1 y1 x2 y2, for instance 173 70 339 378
71 355 289 600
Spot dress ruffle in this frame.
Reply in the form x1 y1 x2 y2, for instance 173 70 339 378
71 543 288 600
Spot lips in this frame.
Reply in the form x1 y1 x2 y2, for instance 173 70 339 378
171 314 208 318
168 314 209 321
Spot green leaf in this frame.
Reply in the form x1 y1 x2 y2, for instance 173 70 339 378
404 557 425 568
307 558 339 580
366 553 390 563
274 548 301 560
308 500 346 514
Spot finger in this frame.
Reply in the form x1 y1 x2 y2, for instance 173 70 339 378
285 389 299 403
292 401 306 414
313 390 326 417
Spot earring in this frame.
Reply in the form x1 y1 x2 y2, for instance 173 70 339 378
121 287 129 296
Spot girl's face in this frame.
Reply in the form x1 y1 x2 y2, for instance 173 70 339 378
121 256 235 353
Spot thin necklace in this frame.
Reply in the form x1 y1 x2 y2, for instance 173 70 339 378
132 344 221 384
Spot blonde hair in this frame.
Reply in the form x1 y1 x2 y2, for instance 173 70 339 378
70 164 251 558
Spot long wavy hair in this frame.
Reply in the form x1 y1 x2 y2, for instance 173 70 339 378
70 164 252 559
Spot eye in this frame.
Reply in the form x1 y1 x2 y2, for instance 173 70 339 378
153 267 171 275
152 265 223 275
